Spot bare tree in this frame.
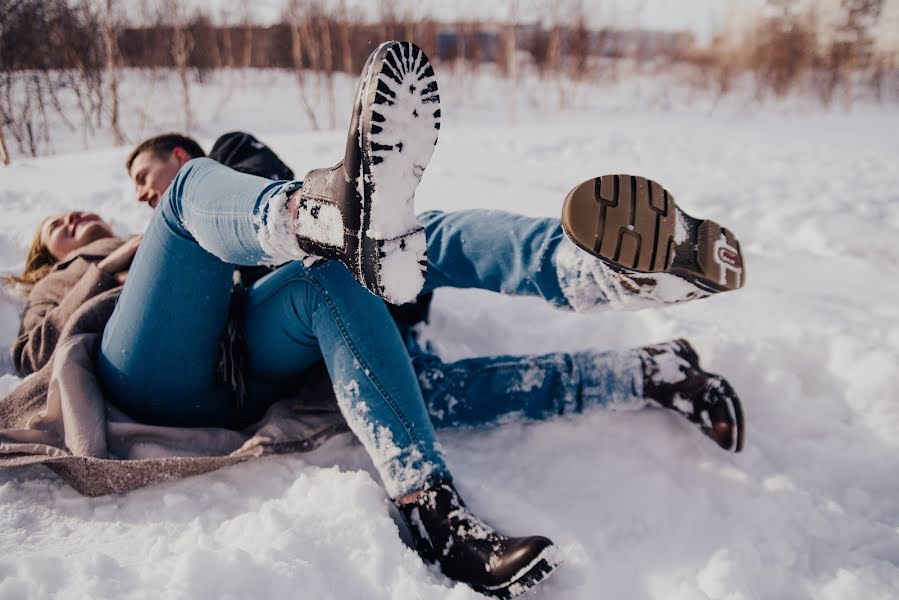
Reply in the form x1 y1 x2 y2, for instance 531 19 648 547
317 4 337 128
569 0 591 82
289 0 320 129
0 103 10 165
546 1 567 109
241 0 254 69
834 0 884 102
0 0 96 157
101 0 125 145
503 0 520 121
337 0 353 74
166 0 194 131
300 5 323 106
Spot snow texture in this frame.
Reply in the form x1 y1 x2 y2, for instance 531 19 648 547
363 44 439 241
1 67 899 599
334 379 443 499
295 199 344 248
376 230 427 307
554 237 706 310
253 184 309 266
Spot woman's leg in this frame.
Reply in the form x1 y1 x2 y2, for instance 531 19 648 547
98 159 283 427
409 344 646 428
100 155 452 495
240 260 452 497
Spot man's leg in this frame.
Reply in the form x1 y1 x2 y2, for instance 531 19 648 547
417 174 746 312
411 346 645 428
418 209 573 306
418 209 646 312
408 337 744 452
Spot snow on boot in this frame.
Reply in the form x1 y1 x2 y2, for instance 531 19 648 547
290 41 440 305
640 339 745 452
397 482 561 598
561 175 745 305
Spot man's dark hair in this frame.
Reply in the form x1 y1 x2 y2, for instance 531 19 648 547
125 133 206 172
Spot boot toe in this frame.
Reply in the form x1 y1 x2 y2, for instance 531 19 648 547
469 536 560 597
704 376 745 452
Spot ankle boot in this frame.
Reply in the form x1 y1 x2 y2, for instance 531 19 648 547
288 40 440 305
397 481 561 598
561 175 746 307
639 339 745 452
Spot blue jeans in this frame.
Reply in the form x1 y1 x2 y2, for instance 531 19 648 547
98 158 643 498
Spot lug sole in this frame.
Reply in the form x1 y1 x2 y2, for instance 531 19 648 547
561 175 746 293
357 41 439 304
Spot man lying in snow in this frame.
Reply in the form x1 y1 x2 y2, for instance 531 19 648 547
7 41 746 599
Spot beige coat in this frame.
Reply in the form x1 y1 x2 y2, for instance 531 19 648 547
1 239 346 496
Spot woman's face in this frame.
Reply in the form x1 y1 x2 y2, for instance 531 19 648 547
40 211 114 261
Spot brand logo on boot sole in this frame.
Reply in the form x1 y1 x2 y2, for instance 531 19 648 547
717 247 741 269
712 238 743 287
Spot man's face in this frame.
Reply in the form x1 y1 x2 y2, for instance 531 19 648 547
129 147 191 208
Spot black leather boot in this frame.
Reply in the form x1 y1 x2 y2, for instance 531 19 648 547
397 482 561 598
290 40 440 305
640 339 745 452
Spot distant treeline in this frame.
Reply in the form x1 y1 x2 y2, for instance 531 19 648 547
0 0 896 163
0 1 693 75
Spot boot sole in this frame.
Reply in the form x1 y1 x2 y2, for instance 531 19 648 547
476 545 562 599
357 41 440 304
562 175 745 293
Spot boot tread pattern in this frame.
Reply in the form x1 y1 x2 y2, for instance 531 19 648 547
358 41 440 304
589 174 676 272
562 174 745 292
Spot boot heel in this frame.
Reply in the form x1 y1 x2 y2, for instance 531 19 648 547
694 220 745 291
362 227 427 303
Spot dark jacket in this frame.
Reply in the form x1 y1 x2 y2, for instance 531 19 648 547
209 131 295 181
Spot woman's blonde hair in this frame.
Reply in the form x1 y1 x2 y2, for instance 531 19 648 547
5 222 57 287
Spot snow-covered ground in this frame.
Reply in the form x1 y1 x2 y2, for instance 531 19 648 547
1 69 898 599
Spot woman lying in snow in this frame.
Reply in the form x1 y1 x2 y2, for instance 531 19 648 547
6 42 746 599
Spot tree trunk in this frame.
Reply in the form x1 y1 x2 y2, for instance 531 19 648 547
241 0 253 69
319 13 336 128
289 0 320 130
338 0 353 73
102 0 125 145
0 109 10 165
170 0 194 132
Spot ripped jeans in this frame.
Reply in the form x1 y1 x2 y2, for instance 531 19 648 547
98 158 643 498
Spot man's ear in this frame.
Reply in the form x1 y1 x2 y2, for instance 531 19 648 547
171 146 192 166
